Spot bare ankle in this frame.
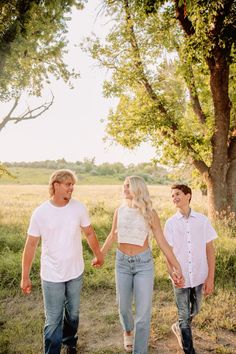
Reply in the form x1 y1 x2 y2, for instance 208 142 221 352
124 331 132 336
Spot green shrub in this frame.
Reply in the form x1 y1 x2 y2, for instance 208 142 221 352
0 225 26 253
0 250 41 295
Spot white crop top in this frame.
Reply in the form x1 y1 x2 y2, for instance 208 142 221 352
117 205 149 246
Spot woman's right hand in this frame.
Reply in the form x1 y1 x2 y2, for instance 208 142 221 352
172 269 185 288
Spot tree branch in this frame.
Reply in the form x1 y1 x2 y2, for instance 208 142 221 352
0 0 36 75
174 0 195 36
123 0 208 165
192 159 209 177
123 0 173 124
186 66 207 124
123 0 159 102
0 92 54 132
208 0 235 42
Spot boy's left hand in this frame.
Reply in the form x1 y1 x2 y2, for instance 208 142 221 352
203 277 214 296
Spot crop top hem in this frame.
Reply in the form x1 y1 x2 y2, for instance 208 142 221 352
118 235 148 246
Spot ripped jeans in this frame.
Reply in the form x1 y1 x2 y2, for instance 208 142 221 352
173 284 203 354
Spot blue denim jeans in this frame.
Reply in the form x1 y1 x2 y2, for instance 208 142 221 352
173 284 203 354
42 273 83 354
115 249 154 354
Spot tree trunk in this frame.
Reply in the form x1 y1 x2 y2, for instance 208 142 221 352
227 140 236 215
206 158 236 220
227 167 236 215
205 47 232 219
205 174 228 220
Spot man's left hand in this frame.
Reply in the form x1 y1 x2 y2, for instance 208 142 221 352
91 254 104 267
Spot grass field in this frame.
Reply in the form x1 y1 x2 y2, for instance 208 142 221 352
0 184 235 353
0 167 123 185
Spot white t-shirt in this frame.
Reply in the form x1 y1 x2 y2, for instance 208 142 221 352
28 199 90 282
164 210 217 288
117 205 149 246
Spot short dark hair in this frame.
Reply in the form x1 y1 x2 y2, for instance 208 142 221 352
171 184 192 201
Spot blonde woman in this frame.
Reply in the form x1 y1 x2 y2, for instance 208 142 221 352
100 176 184 354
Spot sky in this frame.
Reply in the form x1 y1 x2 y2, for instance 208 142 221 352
0 0 156 166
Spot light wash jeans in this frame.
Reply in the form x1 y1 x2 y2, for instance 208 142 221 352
115 249 154 354
173 284 203 354
42 273 83 354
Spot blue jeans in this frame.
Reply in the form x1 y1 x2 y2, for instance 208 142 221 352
173 284 203 354
115 249 154 354
42 273 83 354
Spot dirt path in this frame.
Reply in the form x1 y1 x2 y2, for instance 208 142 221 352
1 290 236 354
78 290 236 354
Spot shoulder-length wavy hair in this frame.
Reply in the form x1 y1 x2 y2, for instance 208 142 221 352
49 169 77 197
124 175 153 226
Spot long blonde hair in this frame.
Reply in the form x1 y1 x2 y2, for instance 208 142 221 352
124 176 153 226
48 169 77 197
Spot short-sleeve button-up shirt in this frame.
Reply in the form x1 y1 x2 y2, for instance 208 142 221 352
164 209 217 288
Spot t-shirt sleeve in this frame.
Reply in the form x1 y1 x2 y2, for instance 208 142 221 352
80 204 91 227
205 218 218 243
27 210 41 237
164 220 174 247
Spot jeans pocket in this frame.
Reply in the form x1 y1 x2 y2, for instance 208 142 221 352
141 256 152 263
139 251 153 264
116 254 124 263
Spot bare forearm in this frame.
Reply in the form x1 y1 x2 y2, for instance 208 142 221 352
203 242 216 295
21 237 38 279
206 243 215 280
22 252 34 279
86 232 102 257
82 225 104 267
156 233 184 286
158 237 180 271
21 236 39 294
152 210 181 271
101 233 115 256
165 259 173 275
101 209 117 256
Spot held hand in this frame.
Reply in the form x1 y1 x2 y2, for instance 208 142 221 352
20 278 32 295
91 253 104 268
91 257 100 267
203 277 214 296
172 269 185 288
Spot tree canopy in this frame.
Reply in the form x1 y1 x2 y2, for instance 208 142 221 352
0 0 85 101
85 0 236 218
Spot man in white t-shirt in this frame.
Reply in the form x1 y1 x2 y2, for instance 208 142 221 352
164 184 217 354
20 169 104 354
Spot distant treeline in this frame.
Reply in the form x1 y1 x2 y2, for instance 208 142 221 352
4 158 171 184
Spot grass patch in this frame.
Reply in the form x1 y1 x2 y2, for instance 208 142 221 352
0 184 235 353
0 167 123 185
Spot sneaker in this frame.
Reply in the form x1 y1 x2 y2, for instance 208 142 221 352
171 322 183 349
65 347 77 354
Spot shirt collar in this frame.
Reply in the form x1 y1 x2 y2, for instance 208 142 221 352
175 209 197 219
